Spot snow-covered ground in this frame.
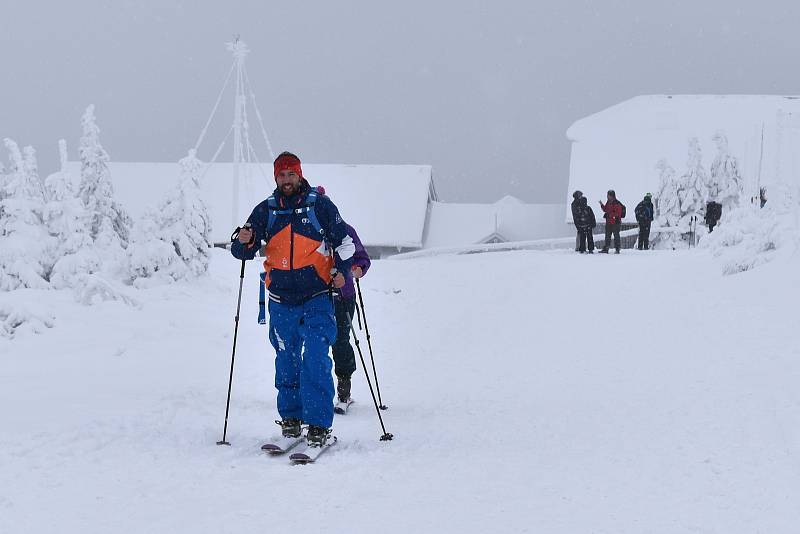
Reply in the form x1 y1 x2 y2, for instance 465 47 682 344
2 247 800 533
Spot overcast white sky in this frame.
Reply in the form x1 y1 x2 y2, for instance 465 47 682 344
2 0 799 203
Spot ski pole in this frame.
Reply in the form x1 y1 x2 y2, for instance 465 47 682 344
217 224 251 446
355 278 387 410
344 309 393 441
355 300 363 331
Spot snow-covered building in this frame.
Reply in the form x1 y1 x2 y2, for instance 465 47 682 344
66 161 436 256
566 95 800 223
423 196 572 248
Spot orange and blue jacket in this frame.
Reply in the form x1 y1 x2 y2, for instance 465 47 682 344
231 182 355 305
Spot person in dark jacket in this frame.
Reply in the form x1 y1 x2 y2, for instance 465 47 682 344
634 193 655 250
571 190 583 252
599 190 625 253
231 152 355 448
705 201 722 232
331 222 371 411
574 196 596 253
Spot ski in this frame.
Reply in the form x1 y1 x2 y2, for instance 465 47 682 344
334 397 354 415
290 436 338 464
261 436 305 455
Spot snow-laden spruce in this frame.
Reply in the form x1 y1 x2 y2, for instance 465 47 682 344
45 140 101 289
709 131 743 211
654 132 746 249
678 137 708 225
655 159 680 227
652 159 685 249
127 149 212 286
0 138 54 290
78 105 132 252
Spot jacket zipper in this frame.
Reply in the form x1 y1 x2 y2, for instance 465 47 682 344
289 213 294 271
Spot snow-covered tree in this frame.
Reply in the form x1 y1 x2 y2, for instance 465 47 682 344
677 137 708 227
174 148 213 275
127 149 212 285
701 183 800 274
44 140 99 289
655 159 681 227
710 131 743 210
0 162 7 195
22 146 45 201
0 139 54 290
0 163 5 221
77 104 131 250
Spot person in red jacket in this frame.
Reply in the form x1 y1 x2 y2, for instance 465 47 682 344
599 190 625 254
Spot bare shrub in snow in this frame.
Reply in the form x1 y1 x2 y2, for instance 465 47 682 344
0 302 55 339
75 274 140 307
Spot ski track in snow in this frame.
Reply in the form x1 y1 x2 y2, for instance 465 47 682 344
2 248 800 533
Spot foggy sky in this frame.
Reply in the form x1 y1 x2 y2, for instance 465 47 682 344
2 0 799 203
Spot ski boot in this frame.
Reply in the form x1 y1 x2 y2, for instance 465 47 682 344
277 418 302 438
306 425 331 448
336 376 352 403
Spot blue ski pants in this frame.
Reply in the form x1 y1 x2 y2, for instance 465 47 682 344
268 294 337 429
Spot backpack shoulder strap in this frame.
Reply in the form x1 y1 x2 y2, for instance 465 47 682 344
303 191 324 235
266 195 293 236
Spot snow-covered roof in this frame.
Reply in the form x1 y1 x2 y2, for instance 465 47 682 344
65 162 434 247
566 95 800 222
423 196 572 248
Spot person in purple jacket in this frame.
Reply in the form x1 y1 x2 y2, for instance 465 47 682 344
332 222 371 409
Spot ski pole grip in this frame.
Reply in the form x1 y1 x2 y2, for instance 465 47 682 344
231 223 254 245
230 226 242 242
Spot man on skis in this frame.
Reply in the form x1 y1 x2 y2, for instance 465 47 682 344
231 152 355 448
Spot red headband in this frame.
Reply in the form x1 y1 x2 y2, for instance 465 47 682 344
273 153 303 179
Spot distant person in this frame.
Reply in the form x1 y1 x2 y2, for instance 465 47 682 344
634 193 654 250
571 190 583 252
599 190 625 254
574 197 596 253
760 187 767 208
705 201 722 232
